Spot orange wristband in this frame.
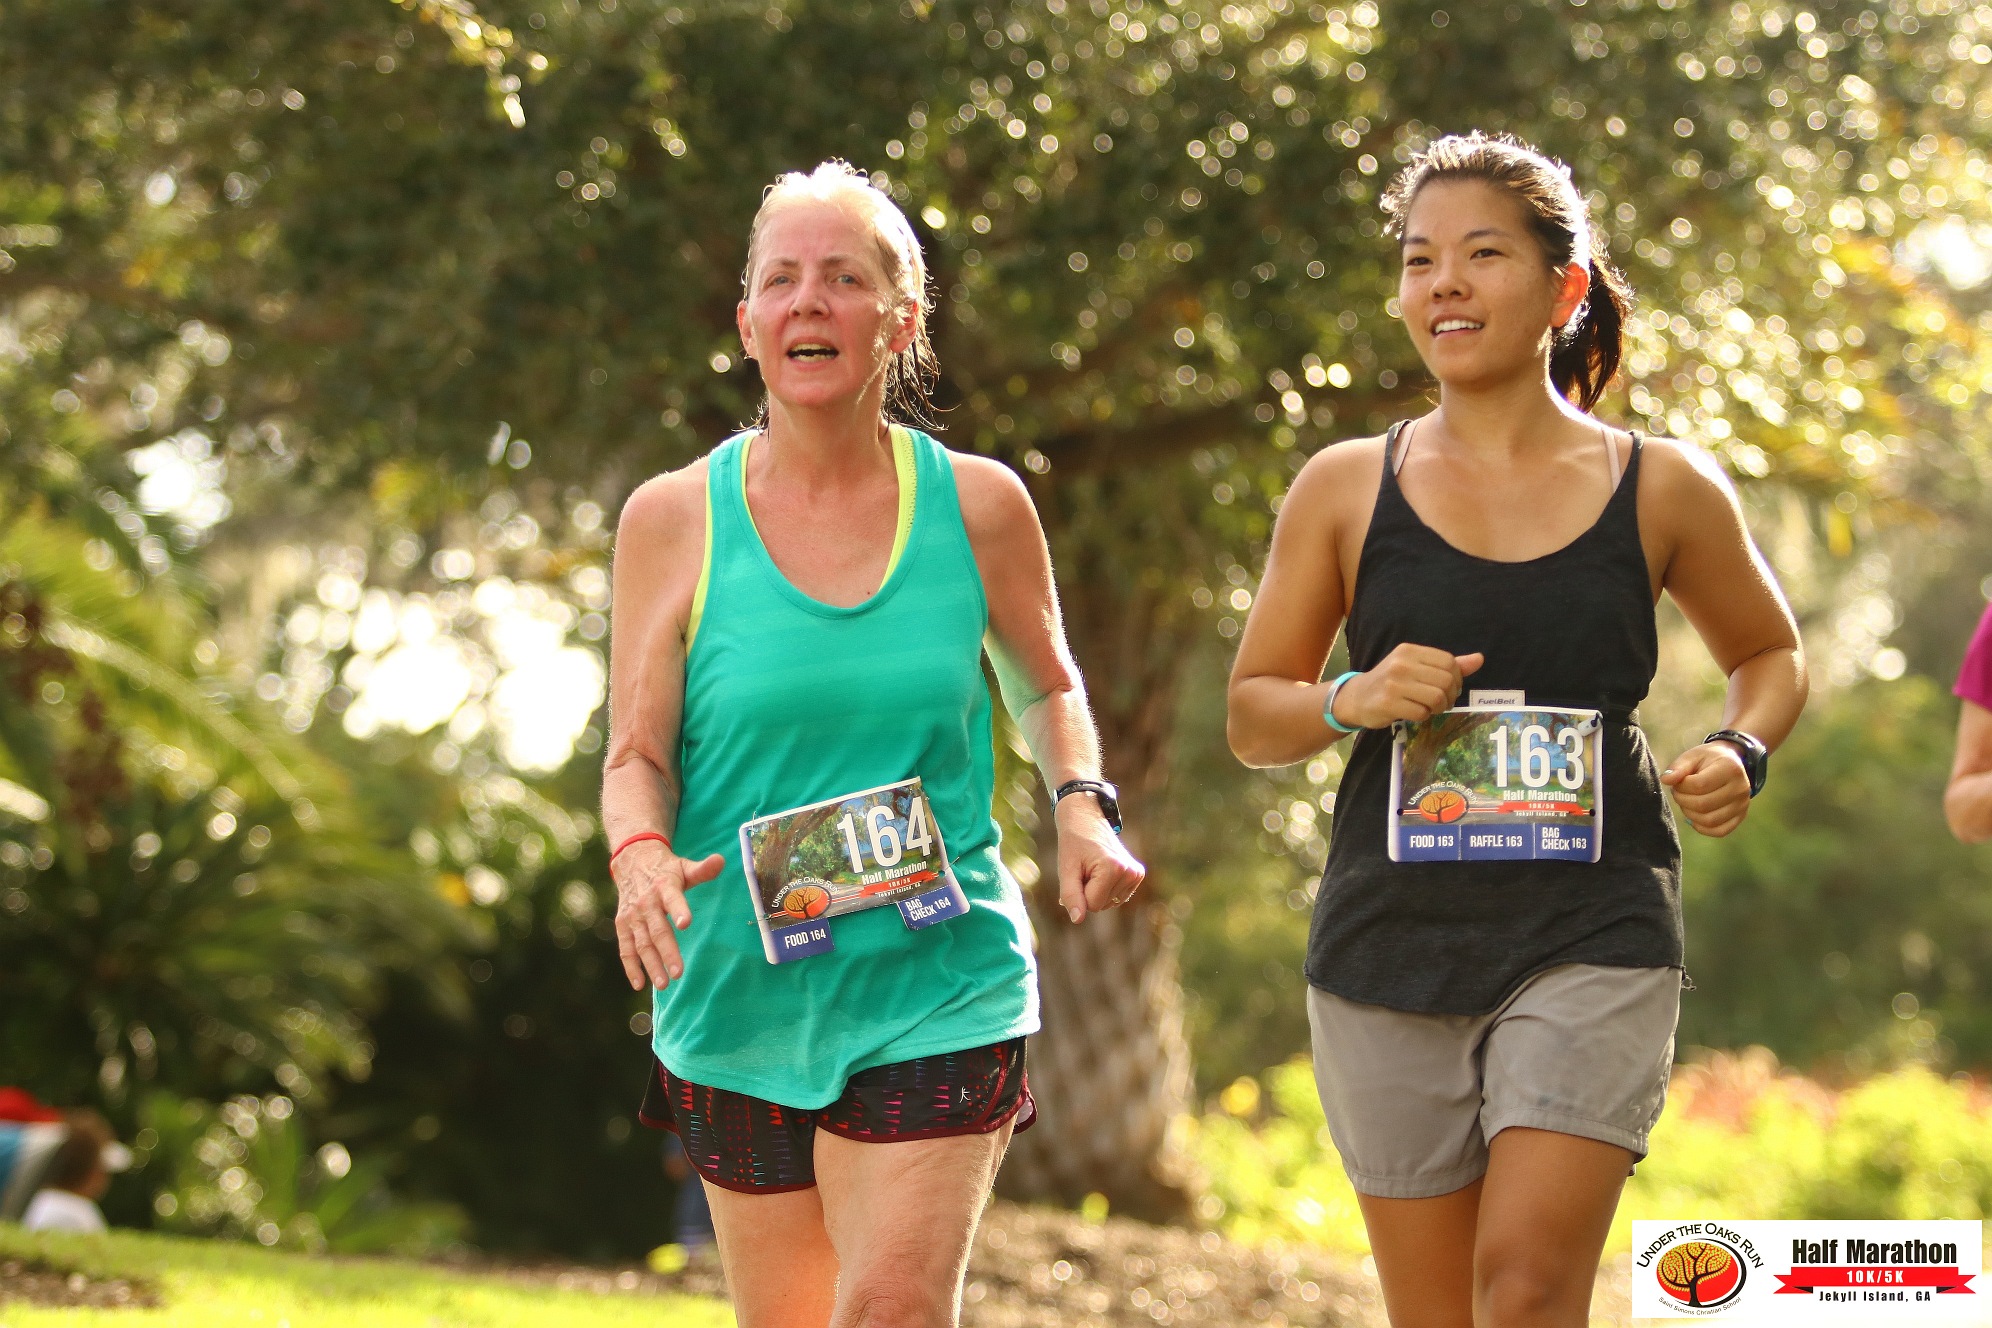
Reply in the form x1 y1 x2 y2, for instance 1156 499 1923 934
609 832 671 868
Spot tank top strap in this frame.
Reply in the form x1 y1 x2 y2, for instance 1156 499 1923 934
904 426 961 533
1597 431 1646 532
1364 420 1424 536
684 432 755 652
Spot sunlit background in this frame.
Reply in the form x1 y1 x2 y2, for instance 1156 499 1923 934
3 0 1992 1294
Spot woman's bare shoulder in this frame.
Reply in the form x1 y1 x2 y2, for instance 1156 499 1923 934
614 456 714 584
1284 433 1390 520
946 448 1039 539
618 457 709 537
1634 434 1740 506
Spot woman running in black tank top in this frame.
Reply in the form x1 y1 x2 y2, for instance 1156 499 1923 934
1228 134 1808 1328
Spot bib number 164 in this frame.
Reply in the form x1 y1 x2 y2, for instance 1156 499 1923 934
837 799 935 872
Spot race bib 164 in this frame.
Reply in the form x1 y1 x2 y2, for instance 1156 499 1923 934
738 777 969 964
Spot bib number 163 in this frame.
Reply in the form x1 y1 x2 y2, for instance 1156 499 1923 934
1490 724 1587 791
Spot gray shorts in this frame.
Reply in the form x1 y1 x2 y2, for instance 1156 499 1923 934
1307 963 1679 1199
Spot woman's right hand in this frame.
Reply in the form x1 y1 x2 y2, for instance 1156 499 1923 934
612 842 725 991
1333 645 1485 729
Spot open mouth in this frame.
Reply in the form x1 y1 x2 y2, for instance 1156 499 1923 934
786 342 839 361
1431 318 1484 338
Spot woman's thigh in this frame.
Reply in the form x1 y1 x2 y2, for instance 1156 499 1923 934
1473 1127 1633 1327
813 1122 1014 1328
1357 1182 1482 1328
704 1181 840 1328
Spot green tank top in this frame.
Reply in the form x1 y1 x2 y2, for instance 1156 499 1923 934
652 427 1039 1107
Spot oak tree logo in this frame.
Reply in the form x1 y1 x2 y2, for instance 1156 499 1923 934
1412 782 1471 823
1656 1238 1747 1312
777 880 833 920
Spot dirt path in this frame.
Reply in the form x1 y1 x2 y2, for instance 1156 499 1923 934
3 1201 1634 1324
958 1201 1383 1327
0 1254 158 1309
548 1199 1636 1327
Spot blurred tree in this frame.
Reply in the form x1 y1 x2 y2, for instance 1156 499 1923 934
5 0 1991 1225
0 505 467 1151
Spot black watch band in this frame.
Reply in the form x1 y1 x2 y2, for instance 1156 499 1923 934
1053 779 1123 833
1704 730 1769 798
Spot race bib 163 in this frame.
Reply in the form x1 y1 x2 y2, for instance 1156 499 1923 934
1388 705 1604 863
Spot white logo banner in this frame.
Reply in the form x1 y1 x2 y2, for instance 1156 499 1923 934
1631 1221 1982 1322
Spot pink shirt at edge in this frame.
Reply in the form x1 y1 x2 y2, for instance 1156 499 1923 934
1957 599 1992 711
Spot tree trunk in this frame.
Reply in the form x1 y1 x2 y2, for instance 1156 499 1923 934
997 886 1198 1222
994 468 1215 1223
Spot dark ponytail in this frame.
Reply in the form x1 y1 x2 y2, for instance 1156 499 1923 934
1550 258 1632 412
1382 132 1633 412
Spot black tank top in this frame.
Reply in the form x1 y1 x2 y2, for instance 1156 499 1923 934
1305 422 1683 1014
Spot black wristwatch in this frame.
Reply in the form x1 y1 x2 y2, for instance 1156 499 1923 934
1704 730 1769 797
1053 779 1123 833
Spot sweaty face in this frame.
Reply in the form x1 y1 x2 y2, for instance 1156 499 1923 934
737 200 915 415
1397 179 1587 395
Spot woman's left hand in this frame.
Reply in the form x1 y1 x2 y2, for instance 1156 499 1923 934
1054 796 1147 922
1661 742 1752 838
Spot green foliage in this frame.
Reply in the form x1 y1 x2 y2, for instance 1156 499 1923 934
1191 1057 1369 1255
0 507 470 1115
1677 675 1992 1076
139 1091 466 1256
0 1224 731 1328
1167 646 1320 1093
1194 1049 1992 1258
1621 1050 1992 1242
335 841 685 1260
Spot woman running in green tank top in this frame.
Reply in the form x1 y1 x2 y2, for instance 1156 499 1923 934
601 161 1145 1328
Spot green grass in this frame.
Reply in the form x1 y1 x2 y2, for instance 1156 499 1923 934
0 1226 734 1328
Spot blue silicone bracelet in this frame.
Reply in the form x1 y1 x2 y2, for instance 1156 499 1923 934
1322 671 1362 734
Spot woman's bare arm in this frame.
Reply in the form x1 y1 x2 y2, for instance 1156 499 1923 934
602 464 724 990
1228 438 1480 768
1948 700 1992 843
1647 441 1808 837
953 454 1144 922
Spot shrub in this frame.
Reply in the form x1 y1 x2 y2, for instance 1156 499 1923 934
140 1091 465 1256
1193 1048 1992 1256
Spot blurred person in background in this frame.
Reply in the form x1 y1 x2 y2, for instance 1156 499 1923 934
1947 597 1992 843
0 1087 69 1223
21 1109 129 1234
660 1132 716 1258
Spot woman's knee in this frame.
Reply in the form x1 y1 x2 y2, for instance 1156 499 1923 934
1474 1257 1588 1328
836 1273 955 1328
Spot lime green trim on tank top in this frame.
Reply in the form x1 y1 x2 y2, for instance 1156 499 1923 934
683 426 917 650
684 480 714 650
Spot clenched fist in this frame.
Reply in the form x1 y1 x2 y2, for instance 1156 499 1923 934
1661 743 1753 838
1331 644 1486 730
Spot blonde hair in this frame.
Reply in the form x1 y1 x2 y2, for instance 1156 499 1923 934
741 161 939 427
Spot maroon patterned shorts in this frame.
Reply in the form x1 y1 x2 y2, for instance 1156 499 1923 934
638 1038 1033 1193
